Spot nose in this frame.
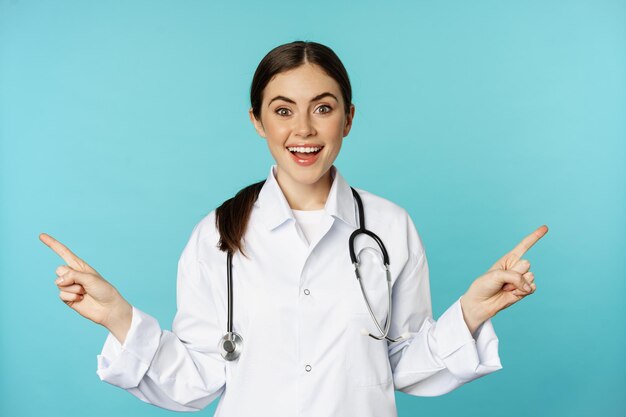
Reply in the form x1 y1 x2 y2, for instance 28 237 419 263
294 112 315 138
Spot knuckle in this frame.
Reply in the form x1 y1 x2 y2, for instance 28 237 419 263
494 269 506 279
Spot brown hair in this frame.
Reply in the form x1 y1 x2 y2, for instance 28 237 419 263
215 40 353 257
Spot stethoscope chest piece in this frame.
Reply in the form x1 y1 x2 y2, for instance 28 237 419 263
219 331 243 361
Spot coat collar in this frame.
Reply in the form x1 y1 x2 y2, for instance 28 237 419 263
255 164 358 231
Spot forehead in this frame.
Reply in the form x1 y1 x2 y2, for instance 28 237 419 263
263 64 341 101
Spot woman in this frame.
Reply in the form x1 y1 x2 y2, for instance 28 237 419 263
40 40 547 416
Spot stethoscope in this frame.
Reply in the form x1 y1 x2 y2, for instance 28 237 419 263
218 187 404 361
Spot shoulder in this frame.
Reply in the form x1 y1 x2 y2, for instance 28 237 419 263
351 186 425 258
351 186 411 224
179 209 222 261
192 209 219 237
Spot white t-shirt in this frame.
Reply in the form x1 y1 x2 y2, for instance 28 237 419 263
291 208 325 246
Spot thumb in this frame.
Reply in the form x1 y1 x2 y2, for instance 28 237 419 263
490 269 532 293
55 265 99 289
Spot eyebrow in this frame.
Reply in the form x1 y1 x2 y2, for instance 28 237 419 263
267 92 339 107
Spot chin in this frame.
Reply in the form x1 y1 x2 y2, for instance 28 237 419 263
280 164 328 185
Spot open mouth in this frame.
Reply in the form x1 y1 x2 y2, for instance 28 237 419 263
286 145 324 165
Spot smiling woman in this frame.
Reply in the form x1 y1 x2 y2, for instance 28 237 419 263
41 40 547 417
215 42 357 256
248 57 355 208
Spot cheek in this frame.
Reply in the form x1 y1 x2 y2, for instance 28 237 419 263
323 123 345 147
261 122 286 142
321 116 346 136
265 127 291 145
265 141 286 161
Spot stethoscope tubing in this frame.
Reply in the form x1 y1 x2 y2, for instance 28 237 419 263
219 187 403 361
226 250 234 334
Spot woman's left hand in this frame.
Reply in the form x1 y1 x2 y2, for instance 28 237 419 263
460 225 549 335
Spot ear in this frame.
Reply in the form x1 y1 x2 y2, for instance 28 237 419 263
342 104 356 137
249 108 266 138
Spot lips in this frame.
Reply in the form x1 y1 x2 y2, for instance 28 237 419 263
286 145 324 167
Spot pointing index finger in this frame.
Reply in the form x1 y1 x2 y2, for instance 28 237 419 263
39 233 94 272
510 225 549 260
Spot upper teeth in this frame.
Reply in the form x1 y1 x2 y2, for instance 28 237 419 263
287 146 322 153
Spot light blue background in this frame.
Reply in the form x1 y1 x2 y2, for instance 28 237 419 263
1 1 624 416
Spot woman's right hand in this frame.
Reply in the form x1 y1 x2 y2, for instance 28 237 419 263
40 233 132 341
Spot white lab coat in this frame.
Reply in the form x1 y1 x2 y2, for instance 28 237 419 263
96 164 503 416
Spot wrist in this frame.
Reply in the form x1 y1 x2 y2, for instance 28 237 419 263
460 294 489 336
103 299 133 345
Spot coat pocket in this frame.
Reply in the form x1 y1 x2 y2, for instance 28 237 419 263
346 311 393 387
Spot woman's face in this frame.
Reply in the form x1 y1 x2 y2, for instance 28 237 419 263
249 63 355 188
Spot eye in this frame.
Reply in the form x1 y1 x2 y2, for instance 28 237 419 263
316 105 332 114
275 107 291 117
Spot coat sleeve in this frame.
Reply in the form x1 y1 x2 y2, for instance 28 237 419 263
95 219 226 411
387 213 503 396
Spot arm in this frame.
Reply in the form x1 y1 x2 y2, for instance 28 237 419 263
387 215 503 396
96 221 226 411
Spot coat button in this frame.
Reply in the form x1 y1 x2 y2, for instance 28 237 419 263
305 364 312 372
303 289 310 295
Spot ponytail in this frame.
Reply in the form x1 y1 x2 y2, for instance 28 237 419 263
215 180 266 257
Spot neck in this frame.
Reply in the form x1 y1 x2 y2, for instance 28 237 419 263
275 166 333 210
